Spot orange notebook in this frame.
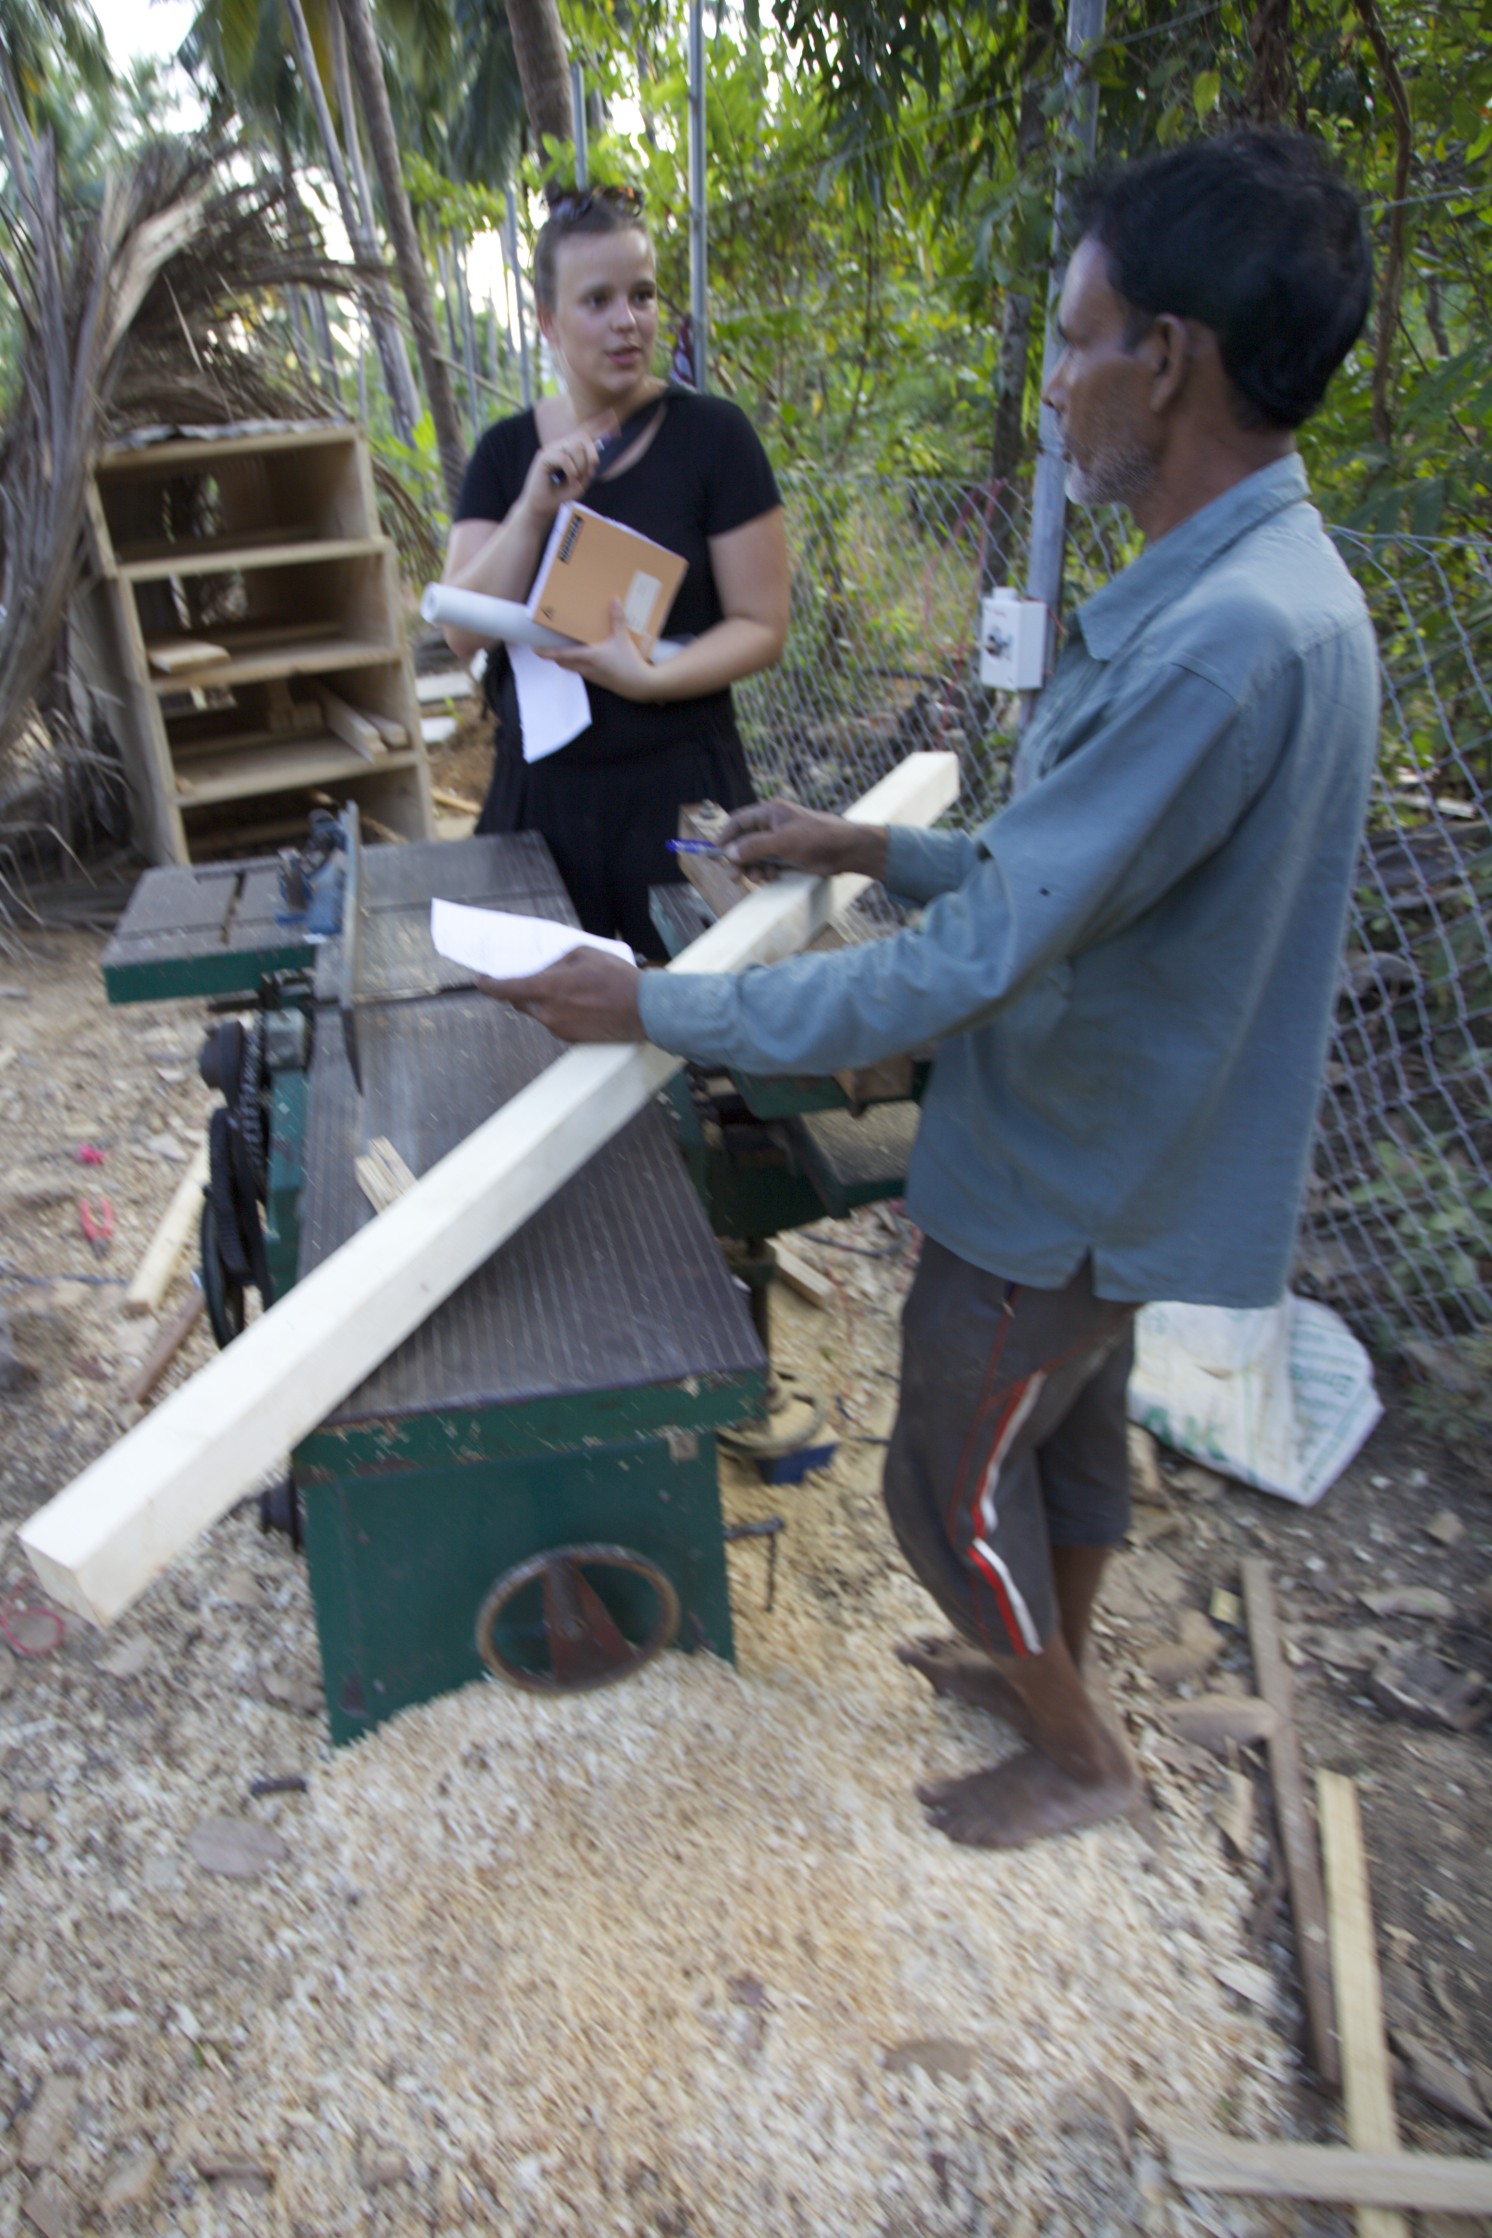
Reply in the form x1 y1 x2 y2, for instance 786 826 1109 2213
525 504 687 652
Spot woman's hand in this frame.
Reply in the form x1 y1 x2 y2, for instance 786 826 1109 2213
518 420 614 524
720 798 890 883
475 949 645 1043
539 600 661 700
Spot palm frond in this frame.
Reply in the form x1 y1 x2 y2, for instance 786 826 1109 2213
0 110 438 908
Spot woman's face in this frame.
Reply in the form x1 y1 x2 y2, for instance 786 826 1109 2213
540 227 659 405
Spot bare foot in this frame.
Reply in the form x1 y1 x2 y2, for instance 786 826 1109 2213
895 1636 1038 1743
917 1744 1140 1850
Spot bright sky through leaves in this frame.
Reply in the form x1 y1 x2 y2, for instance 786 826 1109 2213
88 0 196 66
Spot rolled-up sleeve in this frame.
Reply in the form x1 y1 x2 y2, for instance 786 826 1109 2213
640 656 1268 1076
883 825 979 904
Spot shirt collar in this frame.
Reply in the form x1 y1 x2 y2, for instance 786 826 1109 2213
1073 454 1310 663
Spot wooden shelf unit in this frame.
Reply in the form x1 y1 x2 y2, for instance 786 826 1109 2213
72 423 435 865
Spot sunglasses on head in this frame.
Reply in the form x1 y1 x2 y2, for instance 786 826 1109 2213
544 183 645 224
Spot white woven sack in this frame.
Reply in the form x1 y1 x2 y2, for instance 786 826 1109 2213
1128 1294 1382 1506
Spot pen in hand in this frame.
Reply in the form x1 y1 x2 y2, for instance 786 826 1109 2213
666 839 795 871
547 423 625 489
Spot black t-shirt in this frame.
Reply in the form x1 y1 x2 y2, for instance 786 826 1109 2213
454 389 782 767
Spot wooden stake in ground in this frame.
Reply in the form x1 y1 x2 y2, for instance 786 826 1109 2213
1317 1770 1408 2238
1241 1556 1339 2089
20 753 959 1628
124 1141 209 1317
123 1285 205 1407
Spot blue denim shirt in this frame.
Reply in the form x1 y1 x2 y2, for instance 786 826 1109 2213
639 456 1379 1305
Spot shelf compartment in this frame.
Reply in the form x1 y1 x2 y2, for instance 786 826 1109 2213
93 427 376 564
179 762 430 859
173 737 420 807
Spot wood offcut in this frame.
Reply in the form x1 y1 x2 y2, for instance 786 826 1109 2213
1242 1555 1340 2089
1168 2133 1492 2213
1318 1769 1407 2238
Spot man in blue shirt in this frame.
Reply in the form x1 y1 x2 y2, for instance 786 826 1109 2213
479 134 1377 1850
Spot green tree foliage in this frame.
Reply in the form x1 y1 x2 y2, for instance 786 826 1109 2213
766 0 1492 533
0 0 113 135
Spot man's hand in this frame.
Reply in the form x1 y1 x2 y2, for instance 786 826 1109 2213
720 797 889 883
475 948 645 1044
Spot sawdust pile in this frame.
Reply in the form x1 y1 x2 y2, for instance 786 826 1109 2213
249 1641 1285 2238
0 1423 1295 2238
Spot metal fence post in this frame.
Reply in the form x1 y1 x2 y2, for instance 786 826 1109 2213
1023 0 1108 686
570 62 589 189
688 0 708 393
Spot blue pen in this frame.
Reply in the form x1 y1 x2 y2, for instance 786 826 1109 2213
667 837 794 873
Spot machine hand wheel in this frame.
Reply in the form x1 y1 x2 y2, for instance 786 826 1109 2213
474 1543 680 1694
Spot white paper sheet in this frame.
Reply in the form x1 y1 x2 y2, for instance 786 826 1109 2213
510 639 592 763
431 899 634 980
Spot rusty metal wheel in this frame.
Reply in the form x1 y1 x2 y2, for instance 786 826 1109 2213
474 1543 681 1694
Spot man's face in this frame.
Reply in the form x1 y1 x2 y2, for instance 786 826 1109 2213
1043 236 1162 509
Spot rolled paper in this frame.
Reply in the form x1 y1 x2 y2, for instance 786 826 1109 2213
420 582 682 665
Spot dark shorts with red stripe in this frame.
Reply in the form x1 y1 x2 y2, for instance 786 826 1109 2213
882 1238 1138 1660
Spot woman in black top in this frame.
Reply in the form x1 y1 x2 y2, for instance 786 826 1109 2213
440 185 790 957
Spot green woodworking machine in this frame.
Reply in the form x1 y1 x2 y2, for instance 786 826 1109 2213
102 819 921 1742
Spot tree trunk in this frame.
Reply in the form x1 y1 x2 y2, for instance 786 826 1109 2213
283 0 418 441
1244 0 1294 124
453 232 484 438
1353 0 1412 449
276 120 341 400
337 0 468 507
503 0 572 159
435 231 462 383
327 4 418 442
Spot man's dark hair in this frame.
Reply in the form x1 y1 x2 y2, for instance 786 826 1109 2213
1075 133 1372 430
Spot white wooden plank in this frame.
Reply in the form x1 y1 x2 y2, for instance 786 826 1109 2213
315 685 385 761
1318 1772 1408 2238
1168 2134 1492 2214
145 636 229 674
415 670 476 704
124 1142 209 1317
20 753 959 1628
363 709 408 747
775 1243 833 1311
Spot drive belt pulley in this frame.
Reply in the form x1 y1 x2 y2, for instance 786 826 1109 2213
199 1015 274 1347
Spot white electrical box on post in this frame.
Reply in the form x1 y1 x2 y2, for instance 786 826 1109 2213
978 590 1048 691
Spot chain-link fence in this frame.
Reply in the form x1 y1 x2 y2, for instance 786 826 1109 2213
737 472 1492 1357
